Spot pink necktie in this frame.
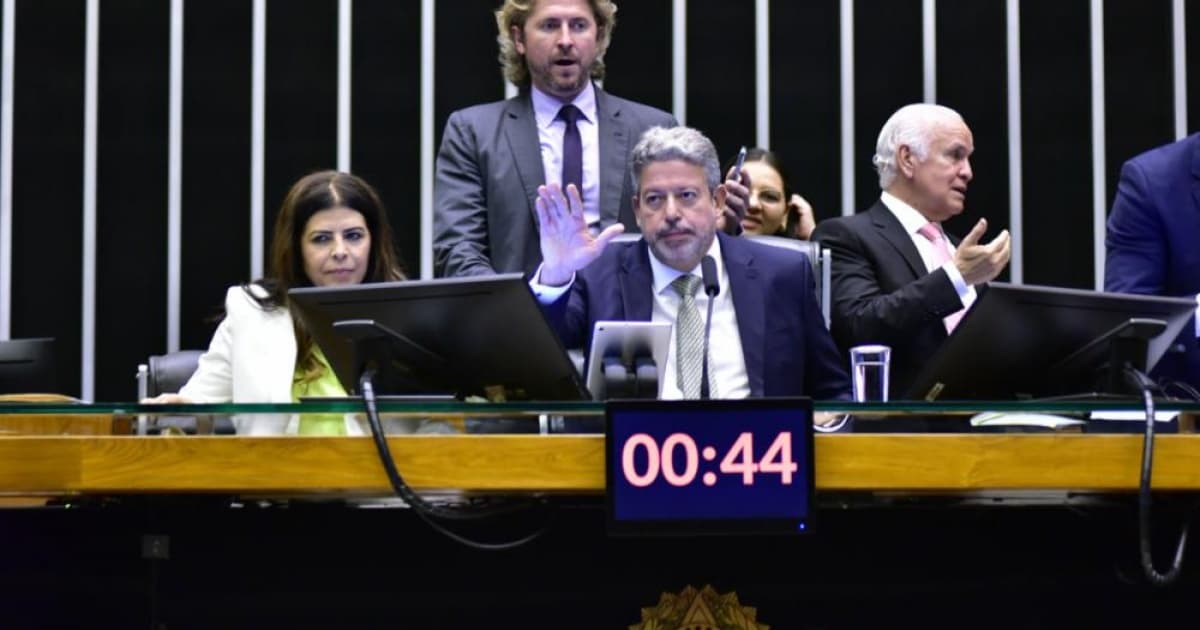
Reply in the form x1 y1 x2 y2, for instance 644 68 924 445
917 222 965 333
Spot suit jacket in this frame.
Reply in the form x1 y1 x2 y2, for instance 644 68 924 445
542 233 851 400
1105 134 1200 387
433 85 676 278
812 201 967 399
179 286 452 436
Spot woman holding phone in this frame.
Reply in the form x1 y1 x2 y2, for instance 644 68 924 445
724 147 817 240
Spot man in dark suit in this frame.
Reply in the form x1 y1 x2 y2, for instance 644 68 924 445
812 104 1011 399
434 0 750 278
1105 134 1200 388
530 126 849 423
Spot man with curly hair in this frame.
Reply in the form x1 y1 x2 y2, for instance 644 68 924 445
433 0 678 278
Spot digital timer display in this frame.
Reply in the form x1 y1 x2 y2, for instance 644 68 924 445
605 398 814 535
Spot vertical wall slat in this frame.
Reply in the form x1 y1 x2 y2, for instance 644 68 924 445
167 0 183 352
840 0 854 216
0 0 13 340
81 0 99 399
250 0 265 280
923 0 935 103
1175 0 1187 140
337 0 350 172
672 0 685 124
420 0 433 279
1006 0 1023 284
1090 0 1105 291
754 0 769 149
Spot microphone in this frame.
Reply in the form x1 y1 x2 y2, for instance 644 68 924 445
699 256 719 400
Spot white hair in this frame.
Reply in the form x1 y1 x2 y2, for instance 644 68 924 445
872 104 964 189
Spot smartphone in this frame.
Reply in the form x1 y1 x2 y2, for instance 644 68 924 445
732 146 747 184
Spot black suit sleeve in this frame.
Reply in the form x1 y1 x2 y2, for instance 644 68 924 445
813 218 963 350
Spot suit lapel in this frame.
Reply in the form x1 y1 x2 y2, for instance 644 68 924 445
722 234 765 396
596 88 631 228
502 94 546 225
619 241 655 320
870 201 926 279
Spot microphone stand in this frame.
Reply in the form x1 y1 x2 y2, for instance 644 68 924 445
700 256 719 400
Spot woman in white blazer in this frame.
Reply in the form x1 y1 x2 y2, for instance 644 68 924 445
146 171 446 435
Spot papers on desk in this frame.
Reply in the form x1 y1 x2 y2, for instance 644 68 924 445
969 412 1085 430
1088 410 1179 423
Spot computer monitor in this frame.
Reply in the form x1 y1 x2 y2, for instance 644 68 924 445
288 274 588 401
905 283 1196 400
0 338 56 394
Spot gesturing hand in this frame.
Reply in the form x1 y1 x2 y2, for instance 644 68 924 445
953 218 1012 286
788 193 816 240
535 183 625 286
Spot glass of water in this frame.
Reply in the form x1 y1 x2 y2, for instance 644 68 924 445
850 345 891 402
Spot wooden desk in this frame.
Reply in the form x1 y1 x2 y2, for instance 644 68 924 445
2 432 1200 496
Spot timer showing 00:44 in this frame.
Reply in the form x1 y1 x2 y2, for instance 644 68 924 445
620 431 799 488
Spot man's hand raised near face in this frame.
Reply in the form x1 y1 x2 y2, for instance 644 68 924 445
953 218 1012 286
535 183 625 286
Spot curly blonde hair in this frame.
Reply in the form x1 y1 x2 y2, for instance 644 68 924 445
495 0 617 88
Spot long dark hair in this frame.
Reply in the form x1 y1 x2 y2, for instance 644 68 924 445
246 170 406 382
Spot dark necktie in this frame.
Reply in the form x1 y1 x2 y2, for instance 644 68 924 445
557 104 583 196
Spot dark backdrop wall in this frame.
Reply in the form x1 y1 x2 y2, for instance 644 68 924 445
0 0 1191 400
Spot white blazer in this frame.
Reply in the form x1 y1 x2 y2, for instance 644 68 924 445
179 285 452 436
181 285 295 405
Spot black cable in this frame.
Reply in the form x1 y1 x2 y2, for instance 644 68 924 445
359 368 553 551
1163 380 1200 402
1126 365 1192 586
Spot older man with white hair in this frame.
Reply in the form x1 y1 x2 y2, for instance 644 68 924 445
812 103 1011 400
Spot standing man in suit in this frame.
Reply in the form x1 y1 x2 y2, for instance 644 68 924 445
812 104 1011 399
436 0 752 278
530 126 850 418
1105 134 1200 388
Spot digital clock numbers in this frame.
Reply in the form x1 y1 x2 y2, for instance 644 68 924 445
620 431 799 487
605 398 815 536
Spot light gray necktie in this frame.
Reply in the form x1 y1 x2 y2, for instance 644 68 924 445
671 274 714 399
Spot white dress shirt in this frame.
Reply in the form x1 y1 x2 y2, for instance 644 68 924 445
879 192 976 319
530 238 751 399
531 83 601 228
644 238 750 399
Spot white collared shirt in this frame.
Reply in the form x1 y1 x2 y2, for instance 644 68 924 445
531 82 601 228
644 238 751 400
529 238 751 400
879 192 976 316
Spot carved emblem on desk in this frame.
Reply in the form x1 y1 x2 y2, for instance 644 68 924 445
629 584 768 630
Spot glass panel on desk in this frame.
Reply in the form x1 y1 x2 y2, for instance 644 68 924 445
0 399 1196 435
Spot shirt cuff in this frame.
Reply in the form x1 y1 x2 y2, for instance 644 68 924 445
814 414 851 433
528 264 575 304
941 262 971 307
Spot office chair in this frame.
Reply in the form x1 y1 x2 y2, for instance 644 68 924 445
137 350 204 399
744 234 832 329
136 350 233 435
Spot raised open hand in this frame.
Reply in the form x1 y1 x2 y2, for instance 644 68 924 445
535 183 624 286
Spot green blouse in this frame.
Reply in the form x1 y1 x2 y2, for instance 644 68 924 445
291 345 347 435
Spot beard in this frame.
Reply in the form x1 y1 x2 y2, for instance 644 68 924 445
528 60 592 98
